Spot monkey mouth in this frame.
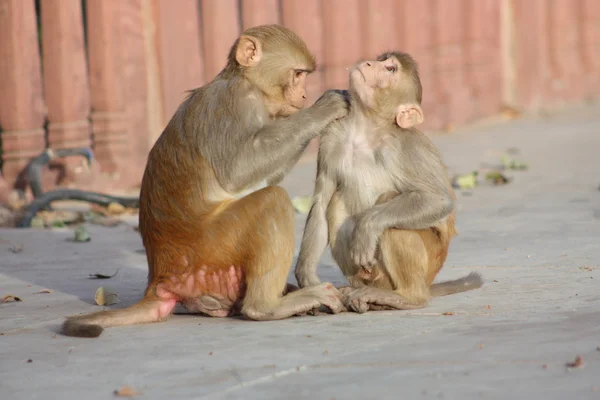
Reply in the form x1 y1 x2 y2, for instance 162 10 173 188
352 67 367 82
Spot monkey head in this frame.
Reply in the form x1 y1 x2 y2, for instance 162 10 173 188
349 51 424 129
229 25 316 117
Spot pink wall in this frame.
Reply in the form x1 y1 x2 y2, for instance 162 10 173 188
0 0 599 198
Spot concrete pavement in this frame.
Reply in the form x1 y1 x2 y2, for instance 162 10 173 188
1 105 599 399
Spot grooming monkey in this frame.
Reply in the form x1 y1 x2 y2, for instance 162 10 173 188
294 52 483 313
62 25 349 338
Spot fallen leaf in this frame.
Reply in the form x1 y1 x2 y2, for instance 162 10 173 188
442 312 455 316
493 280 499 283
36 289 54 294
52 334 57 339
9 245 23 253
485 305 492 309
90 216 123 227
452 171 478 190
1 295 23 303
94 287 120 306
73 226 91 242
52 220 66 228
30 216 45 228
478 344 484 349
500 105 522 120
209 352 213 356
291 196 313 215
89 269 120 279
566 355 584 369
484 170 510 185
113 386 140 397
542 364 548 369
443 123 455 133
596 346 600 352
500 154 528 171
107 202 126 215
323 350 329 355
27 359 33 363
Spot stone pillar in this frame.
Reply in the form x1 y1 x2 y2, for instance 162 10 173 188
321 0 363 90
200 0 240 80
40 0 92 182
86 0 128 175
281 0 325 105
0 0 47 190
359 0 401 57
154 0 205 121
282 0 325 154
241 0 280 29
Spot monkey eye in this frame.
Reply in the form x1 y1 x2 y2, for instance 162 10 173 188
295 70 305 78
385 65 397 73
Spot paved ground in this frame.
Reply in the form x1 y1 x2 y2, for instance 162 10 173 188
1 106 600 400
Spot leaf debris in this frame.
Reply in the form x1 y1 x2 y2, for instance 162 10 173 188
113 386 141 397
1 295 23 303
94 287 120 306
89 268 120 279
566 355 584 369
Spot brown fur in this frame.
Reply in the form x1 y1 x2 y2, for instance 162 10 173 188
62 25 348 338
295 51 482 313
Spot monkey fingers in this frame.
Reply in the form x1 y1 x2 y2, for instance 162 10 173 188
350 230 379 269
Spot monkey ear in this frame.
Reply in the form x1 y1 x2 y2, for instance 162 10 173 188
395 104 424 129
235 35 262 67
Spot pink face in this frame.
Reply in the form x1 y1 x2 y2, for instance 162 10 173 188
349 56 402 107
284 69 309 112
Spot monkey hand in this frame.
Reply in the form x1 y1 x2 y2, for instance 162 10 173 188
350 225 379 270
313 89 350 122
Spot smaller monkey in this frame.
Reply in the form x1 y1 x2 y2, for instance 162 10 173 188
294 52 482 313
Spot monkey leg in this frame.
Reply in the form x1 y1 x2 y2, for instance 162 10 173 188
239 186 345 320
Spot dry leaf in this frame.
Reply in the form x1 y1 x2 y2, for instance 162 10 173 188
36 289 54 294
493 280 499 283
95 287 120 306
478 344 484 349
291 196 313 215
1 295 23 303
107 202 126 215
500 105 522 120
73 226 91 242
566 355 584 369
113 386 140 397
323 350 329 355
89 269 120 279
90 216 123 227
485 305 492 309
9 245 23 253
442 311 455 316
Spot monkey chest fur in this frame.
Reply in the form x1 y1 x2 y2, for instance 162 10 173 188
325 126 396 213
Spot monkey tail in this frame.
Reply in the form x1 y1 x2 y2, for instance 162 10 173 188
61 297 174 338
429 272 483 297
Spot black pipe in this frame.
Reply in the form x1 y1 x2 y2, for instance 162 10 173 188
16 189 139 228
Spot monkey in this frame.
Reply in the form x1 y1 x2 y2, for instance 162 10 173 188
294 51 483 313
61 24 349 338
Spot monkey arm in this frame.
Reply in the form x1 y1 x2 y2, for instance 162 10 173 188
294 158 337 287
218 108 334 194
357 189 454 235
